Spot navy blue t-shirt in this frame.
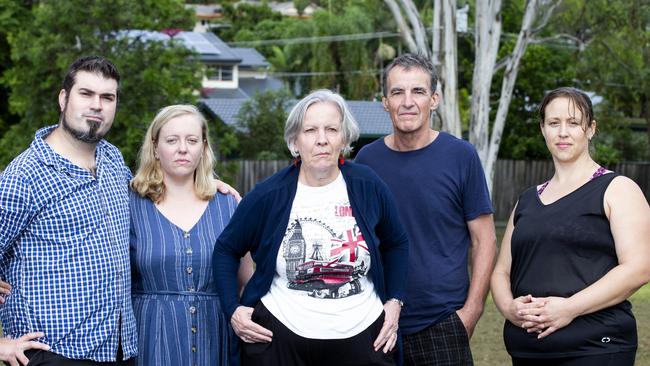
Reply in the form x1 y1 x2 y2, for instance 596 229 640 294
355 132 493 334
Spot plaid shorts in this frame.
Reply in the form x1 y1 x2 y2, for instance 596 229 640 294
403 312 473 366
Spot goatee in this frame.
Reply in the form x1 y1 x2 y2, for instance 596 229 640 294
60 114 105 144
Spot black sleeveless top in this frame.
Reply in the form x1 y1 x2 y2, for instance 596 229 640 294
504 173 637 358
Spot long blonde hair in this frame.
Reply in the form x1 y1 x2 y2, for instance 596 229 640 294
130 104 217 203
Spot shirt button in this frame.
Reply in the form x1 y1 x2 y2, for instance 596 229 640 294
191 326 197 333
183 231 190 238
189 306 196 314
186 267 193 274
186 247 193 255
188 286 195 292
192 346 197 353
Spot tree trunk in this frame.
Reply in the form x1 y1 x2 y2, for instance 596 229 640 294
469 0 502 166
384 0 420 55
438 0 461 137
484 0 558 193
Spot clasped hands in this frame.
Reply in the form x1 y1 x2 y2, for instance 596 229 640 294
509 295 576 339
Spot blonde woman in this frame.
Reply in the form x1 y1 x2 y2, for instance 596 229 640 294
130 105 252 366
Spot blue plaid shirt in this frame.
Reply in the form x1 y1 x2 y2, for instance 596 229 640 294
0 125 137 362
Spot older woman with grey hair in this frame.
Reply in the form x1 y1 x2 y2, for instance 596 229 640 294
213 89 409 366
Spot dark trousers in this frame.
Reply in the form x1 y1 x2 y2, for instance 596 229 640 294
25 347 134 366
403 312 473 366
512 351 636 366
241 302 396 366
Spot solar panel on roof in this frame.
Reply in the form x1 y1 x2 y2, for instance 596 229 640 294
178 32 221 55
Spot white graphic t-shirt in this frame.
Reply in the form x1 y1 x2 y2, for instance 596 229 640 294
261 173 384 339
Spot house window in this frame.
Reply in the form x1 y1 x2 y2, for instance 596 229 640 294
207 65 234 81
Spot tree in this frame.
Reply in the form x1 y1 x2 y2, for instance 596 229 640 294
231 3 382 100
0 0 202 169
385 0 563 192
550 0 650 158
497 43 577 160
216 2 283 42
0 0 33 137
236 89 293 160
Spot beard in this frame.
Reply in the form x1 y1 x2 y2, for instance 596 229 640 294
60 107 106 144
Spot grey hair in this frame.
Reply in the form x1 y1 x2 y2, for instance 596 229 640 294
383 53 438 97
284 89 360 157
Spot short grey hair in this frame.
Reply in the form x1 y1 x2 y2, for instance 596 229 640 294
383 53 438 97
284 89 360 157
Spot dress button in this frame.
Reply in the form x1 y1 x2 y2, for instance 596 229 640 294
183 231 190 238
186 247 193 255
188 287 195 292
186 266 193 274
191 326 197 333
192 346 197 353
189 306 196 314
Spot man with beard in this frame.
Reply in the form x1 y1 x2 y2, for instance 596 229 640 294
0 56 137 365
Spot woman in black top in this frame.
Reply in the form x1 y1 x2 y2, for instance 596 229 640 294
491 87 650 365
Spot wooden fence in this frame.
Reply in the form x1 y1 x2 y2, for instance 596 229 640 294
229 159 650 222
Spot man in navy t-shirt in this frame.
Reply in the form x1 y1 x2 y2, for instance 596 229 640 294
355 53 496 365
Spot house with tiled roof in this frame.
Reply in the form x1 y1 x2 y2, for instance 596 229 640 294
158 31 392 145
200 99 392 141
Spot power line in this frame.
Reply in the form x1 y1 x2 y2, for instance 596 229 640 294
228 29 577 50
270 69 382 77
229 31 399 46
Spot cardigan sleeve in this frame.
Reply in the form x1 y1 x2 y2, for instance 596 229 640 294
212 190 265 319
375 178 410 302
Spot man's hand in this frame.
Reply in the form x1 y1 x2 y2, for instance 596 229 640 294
456 304 484 339
0 332 50 366
231 306 273 343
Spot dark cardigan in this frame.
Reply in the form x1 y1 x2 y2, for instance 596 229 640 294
212 161 410 320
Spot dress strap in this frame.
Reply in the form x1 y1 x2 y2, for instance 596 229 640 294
537 167 613 196
590 166 612 180
536 181 550 195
